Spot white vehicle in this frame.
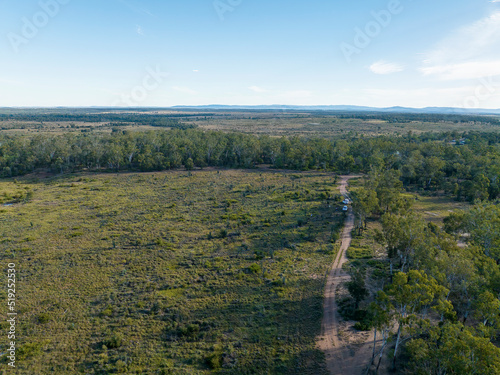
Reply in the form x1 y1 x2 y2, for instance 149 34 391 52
343 205 348 211
343 198 350 204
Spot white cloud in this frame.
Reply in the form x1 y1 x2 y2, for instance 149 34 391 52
428 11 500 63
136 25 144 36
172 86 198 95
193 70 199 73
369 61 404 75
248 86 267 93
420 60 500 80
421 11 500 80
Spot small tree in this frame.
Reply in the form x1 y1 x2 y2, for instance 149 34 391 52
185 157 194 171
351 187 378 231
368 291 392 373
347 268 368 309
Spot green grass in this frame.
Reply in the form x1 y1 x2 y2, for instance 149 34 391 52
346 245 373 259
402 193 469 224
0 169 344 374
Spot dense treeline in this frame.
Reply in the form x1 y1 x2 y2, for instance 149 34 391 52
1 129 500 203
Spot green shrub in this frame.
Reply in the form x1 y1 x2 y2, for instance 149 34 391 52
219 228 227 238
105 333 123 349
115 359 127 373
248 263 261 274
347 246 373 259
205 352 222 370
178 324 200 338
37 313 50 324
353 321 371 331
101 306 114 317
17 342 44 360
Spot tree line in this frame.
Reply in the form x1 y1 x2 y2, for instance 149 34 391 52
1 129 500 202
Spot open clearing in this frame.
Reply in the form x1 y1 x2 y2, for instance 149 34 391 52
0 169 347 374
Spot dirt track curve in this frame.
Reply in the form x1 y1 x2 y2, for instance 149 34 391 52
317 175 374 375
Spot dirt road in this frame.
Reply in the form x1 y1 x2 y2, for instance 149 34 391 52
317 175 374 375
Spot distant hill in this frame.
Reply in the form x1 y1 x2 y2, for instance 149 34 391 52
1 105 499 115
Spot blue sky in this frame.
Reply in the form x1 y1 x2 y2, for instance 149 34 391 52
1 0 499 108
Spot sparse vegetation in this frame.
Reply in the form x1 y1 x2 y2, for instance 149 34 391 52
0 169 343 374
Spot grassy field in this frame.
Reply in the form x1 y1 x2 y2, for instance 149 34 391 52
2 110 499 137
348 177 469 225
195 115 500 138
402 193 469 224
0 169 346 374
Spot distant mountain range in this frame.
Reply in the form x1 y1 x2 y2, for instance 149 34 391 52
172 105 500 115
2 105 499 115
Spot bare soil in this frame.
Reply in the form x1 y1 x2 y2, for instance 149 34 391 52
316 175 376 375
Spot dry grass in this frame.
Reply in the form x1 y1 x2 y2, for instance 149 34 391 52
0 169 345 374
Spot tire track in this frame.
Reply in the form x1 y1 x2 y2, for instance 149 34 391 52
317 175 373 375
